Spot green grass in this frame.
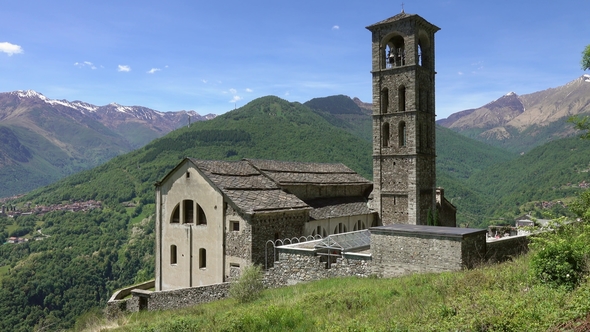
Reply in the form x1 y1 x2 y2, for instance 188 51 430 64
87 253 590 332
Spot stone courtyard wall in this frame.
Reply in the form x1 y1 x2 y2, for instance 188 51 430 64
264 251 372 287
486 235 529 263
106 282 230 318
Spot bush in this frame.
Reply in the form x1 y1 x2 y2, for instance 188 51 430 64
530 221 590 290
229 264 264 303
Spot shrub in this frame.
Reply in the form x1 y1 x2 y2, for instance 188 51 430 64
530 221 590 290
229 264 264 303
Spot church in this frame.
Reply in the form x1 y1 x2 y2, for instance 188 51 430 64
154 11 456 291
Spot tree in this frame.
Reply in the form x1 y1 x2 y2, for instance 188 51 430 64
582 44 590 71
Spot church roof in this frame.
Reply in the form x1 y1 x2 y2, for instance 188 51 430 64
305 196 372 220
178 158 370 216
187 158 309 214
366 12 440 32
246 159 370 186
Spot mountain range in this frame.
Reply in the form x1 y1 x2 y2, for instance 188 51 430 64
0 90 215 197
437 75 590 153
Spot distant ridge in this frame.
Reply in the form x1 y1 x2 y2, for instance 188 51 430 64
0 90 215 197
437 76 590 153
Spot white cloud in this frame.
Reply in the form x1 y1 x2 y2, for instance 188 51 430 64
229 95 242 103
147 68 161 74
332 25 340 30
202 79 208 83
284 91 290 96
74 61 96 69
458 71 463 75
245 88 253 92
118 65 131 72
229 88 237 94
0 42 23 56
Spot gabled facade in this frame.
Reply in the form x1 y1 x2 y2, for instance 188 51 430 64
154 158 374 291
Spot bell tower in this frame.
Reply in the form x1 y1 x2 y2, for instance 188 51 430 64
367 12 439 226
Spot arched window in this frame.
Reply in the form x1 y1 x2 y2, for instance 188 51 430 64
382 122 390 147
418 32 431 68
383 34 405 69
183 200 194 223
199 248 207 268
312 226 327 238
381 88 389 113
398 86 406 112
197 204 207 225
353 220 366 231
399 121 407 147
171 204 180 223
170 245 177 264
334 223 347 234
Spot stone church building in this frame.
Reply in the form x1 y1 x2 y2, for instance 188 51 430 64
154 11 456 292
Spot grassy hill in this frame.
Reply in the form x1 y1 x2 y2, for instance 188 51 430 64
93 253 590 331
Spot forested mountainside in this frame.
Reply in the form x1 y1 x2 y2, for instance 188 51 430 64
0 90 214 198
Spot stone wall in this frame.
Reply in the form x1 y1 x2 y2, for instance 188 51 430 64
251 211 307 267
106 282 231 317
486 235 529 263
370 225 487 278
264 250 372 287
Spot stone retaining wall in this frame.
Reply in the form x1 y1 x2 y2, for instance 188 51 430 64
486 235 529 263
264 251 371 287
106 282 230 317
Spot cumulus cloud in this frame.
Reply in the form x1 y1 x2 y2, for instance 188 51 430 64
118 65 131 72
245 88 253 92
332 25 340 30
0 42 23 56
228 88 242 103
147 68 161 74
74 61 97 69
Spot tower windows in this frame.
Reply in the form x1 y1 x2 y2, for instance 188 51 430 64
399 121 407 147
381 88 389 113
398 86 406 112
383 35 405 69
418 32 431 68
382 122 390 147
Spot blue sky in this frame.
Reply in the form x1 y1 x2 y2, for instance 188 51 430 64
1 0 589 119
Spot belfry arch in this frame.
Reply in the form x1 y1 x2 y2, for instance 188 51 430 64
382 33 405 68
